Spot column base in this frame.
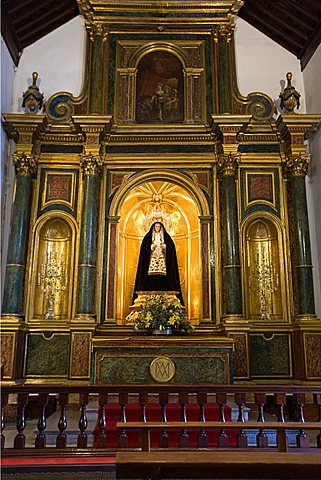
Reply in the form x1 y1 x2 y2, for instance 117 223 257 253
72 314 97 324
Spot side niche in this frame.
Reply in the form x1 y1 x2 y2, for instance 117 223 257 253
30 217 74 321
244 218 284 321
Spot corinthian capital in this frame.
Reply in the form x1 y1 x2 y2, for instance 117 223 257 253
217 153 239 176
12 152 37 176
285 153 311 177
80 153 103 176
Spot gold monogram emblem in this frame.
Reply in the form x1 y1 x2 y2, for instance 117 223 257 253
150 356 175 383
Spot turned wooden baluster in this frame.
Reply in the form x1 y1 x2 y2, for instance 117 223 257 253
274 393 288 452
255 393 268 448
35 393 49 448
77 393 89 448
1 392 9 449
217 392 228 447
293 393 309 448
139 392 149 451
56 393 68 448
119 393 128 448
313 393 321 448
96 393 108 448
179 393 189 448
197 392 208 448
159 393 169 448
14 393 28 449
235 392 248 448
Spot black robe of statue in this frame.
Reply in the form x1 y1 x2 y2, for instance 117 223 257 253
133 222 184 304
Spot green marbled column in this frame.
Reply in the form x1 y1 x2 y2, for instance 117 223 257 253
290 168 315 315
217 26 232 114
219 154 242 315
2 154 37 315
89 33 104 114
76 155 102 316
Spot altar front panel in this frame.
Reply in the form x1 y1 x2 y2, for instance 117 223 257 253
92 336 233 385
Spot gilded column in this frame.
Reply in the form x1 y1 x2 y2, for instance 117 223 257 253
286 153 315 316
2 153 37 317
76 154 103 320
218 153 242 316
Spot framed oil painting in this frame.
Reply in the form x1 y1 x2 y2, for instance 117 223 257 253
136 51 184 124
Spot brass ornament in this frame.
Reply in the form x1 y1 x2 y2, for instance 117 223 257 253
279 72 301 113
79 153 103 176
217 153 239 176
12 152 37 176
285 153 311 177
150 356 175 383
22 72 44 113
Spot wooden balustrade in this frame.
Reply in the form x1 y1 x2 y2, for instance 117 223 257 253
1 384 321 457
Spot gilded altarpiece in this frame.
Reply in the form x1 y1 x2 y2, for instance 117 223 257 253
1 0 321 385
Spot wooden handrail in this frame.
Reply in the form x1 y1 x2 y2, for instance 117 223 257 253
1 384 321 457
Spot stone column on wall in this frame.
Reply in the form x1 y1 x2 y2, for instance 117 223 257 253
76 154 103 321
218 153 242 317
286 153 315 316
2 153 37 318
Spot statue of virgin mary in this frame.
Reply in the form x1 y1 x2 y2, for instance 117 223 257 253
132 222 184 304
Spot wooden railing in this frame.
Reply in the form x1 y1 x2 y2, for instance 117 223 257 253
1 384 321 456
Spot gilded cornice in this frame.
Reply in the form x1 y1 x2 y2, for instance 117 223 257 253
276 113 321 156
212 22 235 43
284 153 311 177
2 113 47 154
77 0 243 28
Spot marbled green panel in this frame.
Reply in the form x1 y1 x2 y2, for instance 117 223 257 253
2 175 32 314
90 36 104 114
25 333 70 377
217 36 231 113
94 345 232 384
249 333 291 377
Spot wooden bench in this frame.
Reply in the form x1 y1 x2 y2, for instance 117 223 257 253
116 451 321 479
116 421 321 478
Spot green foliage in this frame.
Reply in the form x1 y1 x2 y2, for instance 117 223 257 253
131 293 193 333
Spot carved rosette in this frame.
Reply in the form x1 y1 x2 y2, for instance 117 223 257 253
217 153 239 176
285 153 311 177
12 152 37 177
80 154 103 176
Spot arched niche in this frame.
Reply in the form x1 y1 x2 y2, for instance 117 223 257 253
136 50 184 123
243 216 284 321
29 215 75 321
116 180 200 323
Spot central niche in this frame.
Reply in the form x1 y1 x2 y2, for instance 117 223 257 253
136 51 184 123
117 180 200 323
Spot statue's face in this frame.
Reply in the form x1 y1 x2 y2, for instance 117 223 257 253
154 223 161 232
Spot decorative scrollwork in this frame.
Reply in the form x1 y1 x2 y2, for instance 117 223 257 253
246 93 275 122
45 92 75 122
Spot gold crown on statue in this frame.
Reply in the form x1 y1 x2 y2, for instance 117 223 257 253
144 205 170 231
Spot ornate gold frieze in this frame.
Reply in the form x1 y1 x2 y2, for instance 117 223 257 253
80 153 104 176
12 152 38 176
284 153 311 177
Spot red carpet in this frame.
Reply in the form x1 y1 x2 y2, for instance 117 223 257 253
94 402 232 447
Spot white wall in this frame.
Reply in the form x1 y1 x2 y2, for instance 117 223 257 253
234 17 306 113
1 38 15 300
11 16 86 112
303 44 321 317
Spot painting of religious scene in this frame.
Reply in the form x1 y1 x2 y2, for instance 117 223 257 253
136 51 184 124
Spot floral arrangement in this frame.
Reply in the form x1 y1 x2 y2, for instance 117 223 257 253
130 293 193 334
